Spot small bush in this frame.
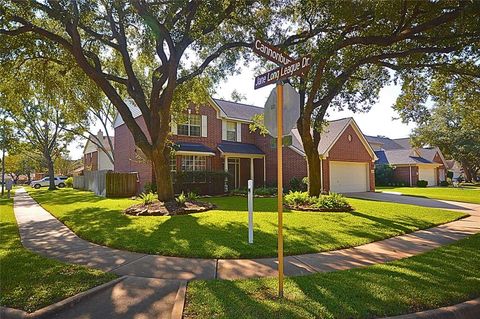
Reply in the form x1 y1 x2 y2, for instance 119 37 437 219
288 177 307 192
65 177 73 188
143 182 157 194
284 191 314 206
186 191 198 201
440 180 449 187
254 187 277 196
417 180 428 187
176 192 187 205
139 192 156 205
230 188 247 196
314 193 351 210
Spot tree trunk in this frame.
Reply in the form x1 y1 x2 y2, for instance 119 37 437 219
26 172 31 184
461 162 472 182
151 146 174 201
44 151 56 190
1 147 4 197
305 147 322 196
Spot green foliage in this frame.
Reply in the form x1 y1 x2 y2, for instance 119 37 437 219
417 180 428 188
176 192 187 205
139 192 156 205
143 182 157 194
249 114 269 136
288 177 307 192
186 191 198 201
440 181 449 187
284 191 314 206
447 171 454 179
254 187 277 196
285 191 352 211
173 171 230 195
375 164 395 186
65 177 73 188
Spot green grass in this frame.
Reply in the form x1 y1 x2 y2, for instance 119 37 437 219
27 187 465 259
184 233 480 319
0 194 116 312
377 186 480 204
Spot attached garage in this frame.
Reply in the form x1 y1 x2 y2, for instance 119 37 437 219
330 161 369 193
418 166 436 187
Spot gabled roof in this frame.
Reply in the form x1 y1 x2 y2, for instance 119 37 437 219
211 99 263 122
365 135 405 150
392 138 411 149
290 118 376 159
375 149 440 165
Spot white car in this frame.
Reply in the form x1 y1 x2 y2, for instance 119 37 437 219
30 176 67 189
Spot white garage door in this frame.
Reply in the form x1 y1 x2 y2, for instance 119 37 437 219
418 167 436 186
330 161 369 193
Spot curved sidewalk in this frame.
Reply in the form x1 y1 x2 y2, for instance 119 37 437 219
13 188 480 281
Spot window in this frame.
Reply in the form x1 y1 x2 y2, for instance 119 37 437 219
226 121 237 141
178 114 201 136
181 155 207 183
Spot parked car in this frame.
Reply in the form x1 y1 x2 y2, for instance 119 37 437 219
30 176 67 189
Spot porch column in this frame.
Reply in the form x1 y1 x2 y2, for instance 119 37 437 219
250 157 254 183
224 156 228 192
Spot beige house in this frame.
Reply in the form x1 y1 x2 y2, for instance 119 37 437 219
83 130 114 172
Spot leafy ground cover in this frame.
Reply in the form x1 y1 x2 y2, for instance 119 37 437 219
377 186 480 204
184 233 480 319
27 187 464 259
0 194 116 312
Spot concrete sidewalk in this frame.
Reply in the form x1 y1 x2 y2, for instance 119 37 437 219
14 188 480 280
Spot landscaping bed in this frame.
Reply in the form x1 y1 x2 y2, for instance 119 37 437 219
184 233 480 319
284 191 353 212
0 194 116 312
125 200 215 216
27 187 465 259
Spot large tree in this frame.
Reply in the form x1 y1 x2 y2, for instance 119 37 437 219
267 0 480 195
0 1 271 200
395 74 480 182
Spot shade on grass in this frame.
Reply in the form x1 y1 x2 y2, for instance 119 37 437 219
0 194 116 312
27 188 465 259
377 186 480 204
184 233 480 319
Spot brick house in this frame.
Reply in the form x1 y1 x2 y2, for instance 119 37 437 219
367 136 448 186
113 98 376 194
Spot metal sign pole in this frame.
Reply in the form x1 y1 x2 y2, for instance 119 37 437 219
276 81 284 298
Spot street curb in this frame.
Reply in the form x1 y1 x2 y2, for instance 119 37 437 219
0 307 28 319
26 276 126 319
385 297 480 319
171 281 187 319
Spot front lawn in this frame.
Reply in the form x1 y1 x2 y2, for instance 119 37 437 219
27 187 465 259
184 233 480 319
0 194 116 312
377 186 480 204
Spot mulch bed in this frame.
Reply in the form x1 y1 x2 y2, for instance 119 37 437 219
285 204 354 212
124 200 216 216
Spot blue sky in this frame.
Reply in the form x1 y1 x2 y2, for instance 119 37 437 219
67 65 415 159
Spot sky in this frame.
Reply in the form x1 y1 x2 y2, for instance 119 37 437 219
67 65 416 160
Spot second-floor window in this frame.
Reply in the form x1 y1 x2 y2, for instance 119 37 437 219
226 121 237 141
178 114 201 136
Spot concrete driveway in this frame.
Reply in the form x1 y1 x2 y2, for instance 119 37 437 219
346 191 479 212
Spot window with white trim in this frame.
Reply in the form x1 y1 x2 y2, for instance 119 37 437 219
181 156 206 172
177 114 201 136
226 121 237 142
170 156 177 172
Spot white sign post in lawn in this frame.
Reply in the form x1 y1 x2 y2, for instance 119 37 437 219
248 179 254 244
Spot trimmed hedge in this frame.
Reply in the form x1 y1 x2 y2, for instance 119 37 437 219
417 180 428 187
284 191 352 212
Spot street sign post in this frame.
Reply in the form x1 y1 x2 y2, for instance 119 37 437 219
252 38 310 298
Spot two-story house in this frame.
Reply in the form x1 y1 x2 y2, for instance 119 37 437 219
83 130 115 172
113 98 377 194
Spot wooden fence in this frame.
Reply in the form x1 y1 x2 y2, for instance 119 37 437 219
73 170 138 197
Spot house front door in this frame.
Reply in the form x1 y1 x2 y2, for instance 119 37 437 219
228 158 240 189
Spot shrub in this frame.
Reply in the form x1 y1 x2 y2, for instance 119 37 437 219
375 164 395 186
302 177 309 187
284 191 314 206
254 187 277 196
314 193 351 210
65 177 73 188
139 192 156 205
288 177 307 192
440 180 449 187
176 192 187 205
417 180 428 187
447 171 454 179
231 188 247 196
186 191 198 201
143 182 157 194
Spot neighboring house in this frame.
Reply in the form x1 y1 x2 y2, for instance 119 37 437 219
446 160 463 180
113 99 376 194
367 136 448 186
83 130 114 172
